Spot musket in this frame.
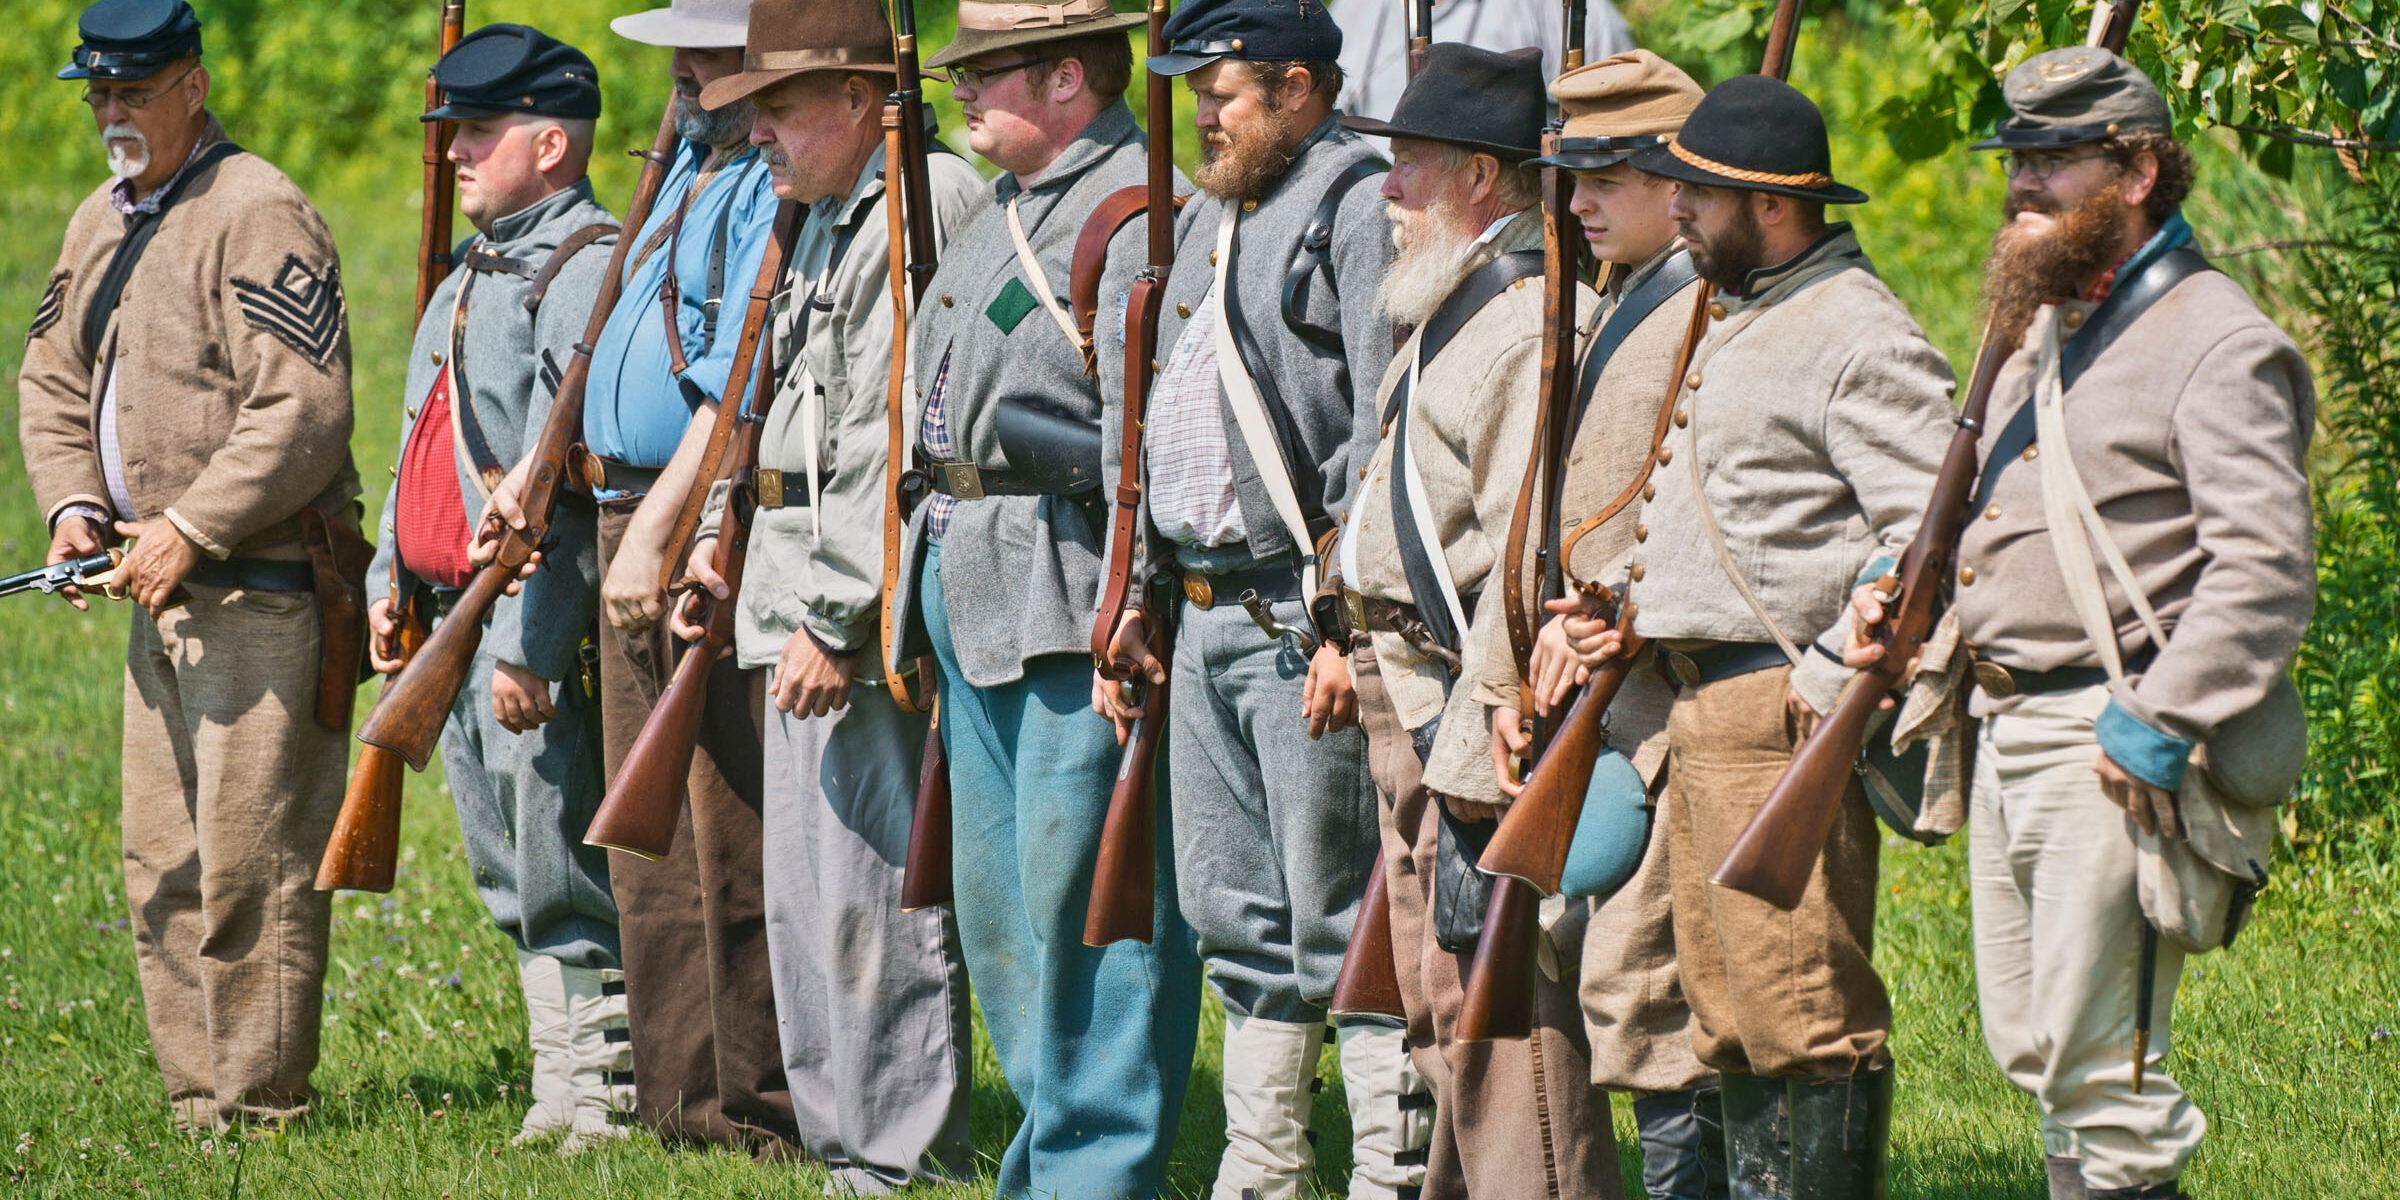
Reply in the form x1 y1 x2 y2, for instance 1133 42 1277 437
356 104 683 772
883 0 960 910
318 0 465 894
583 201 803 859
1710 0 2145 911
1456 0 1805 1041
1329 0 1444 1021
1081 0 1181 947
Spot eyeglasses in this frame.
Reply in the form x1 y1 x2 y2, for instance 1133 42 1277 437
944 56 1050 91
79 63 199 112
1998 148 2110 182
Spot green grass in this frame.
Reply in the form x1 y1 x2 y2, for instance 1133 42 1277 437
4 7 2398 1197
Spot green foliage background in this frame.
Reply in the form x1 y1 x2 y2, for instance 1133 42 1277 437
0 1 2395 1195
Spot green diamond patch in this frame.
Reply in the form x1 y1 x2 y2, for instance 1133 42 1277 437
986 276 1039 335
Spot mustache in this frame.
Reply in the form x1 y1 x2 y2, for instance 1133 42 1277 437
102 123 145 143
760 146 793 172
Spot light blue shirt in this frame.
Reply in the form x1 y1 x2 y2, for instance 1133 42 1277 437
582 139 781 492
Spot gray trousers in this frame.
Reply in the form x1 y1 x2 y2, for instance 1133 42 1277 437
1170 591 1378 1022
439 643 618 968
761 681 973 1193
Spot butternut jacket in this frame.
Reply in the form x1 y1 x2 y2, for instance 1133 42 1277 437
1955 234 2314 789
1428 242 1698 807
1622 226 1955 715
19 116 359 557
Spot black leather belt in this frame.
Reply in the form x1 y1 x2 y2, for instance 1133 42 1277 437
920 460 1055 500
1973 647 2155 698
1662 641 1789 688
587 454 665 497
1182 564 1301 610
1337 587 1462 673
186 556 315 593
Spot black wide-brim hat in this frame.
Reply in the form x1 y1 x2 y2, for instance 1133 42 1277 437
1632 73 1868 205
1340 44 1545 161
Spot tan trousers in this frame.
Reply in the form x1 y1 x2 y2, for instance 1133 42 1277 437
1354 653 1622 1200
121 584 344 1128
1579 786 1713 1095
1663 665 1891 1078
1972 686 2203 1191
594 505 798 1152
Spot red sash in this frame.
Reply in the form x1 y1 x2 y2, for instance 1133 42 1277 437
394 371 476 587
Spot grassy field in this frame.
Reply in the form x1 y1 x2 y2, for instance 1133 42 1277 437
3 8 2397 1198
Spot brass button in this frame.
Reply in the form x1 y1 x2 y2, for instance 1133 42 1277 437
407 407 419 419
1629 563 1646 582
1209 250 1219 266
1242 199 1257 212
1642 482 1656 502
2063 309 2085 329
941 294 953 307
2023 444 2040 462
1684 372 1702 391
1708 301 1727 321
1958 565 1977 586
1358 465 1368 480
388 466 399 478
1634 523 1648 543
1231 37 1244 50
1655 445 1673 465
1674 406 1689 428
431 351 444 365
1176 303 1191 319
1985 504 2002 521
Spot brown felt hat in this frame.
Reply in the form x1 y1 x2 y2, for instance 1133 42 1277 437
699 0 898 111
1527 51 1704 171
923 0 1145 71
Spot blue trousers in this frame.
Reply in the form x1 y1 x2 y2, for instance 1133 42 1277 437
922 542 1201 1200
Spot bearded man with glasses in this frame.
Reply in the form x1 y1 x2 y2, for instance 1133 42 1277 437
20 0 366 1134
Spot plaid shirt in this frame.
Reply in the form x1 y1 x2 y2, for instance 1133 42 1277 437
1141 290 1246 549
919 351 956 540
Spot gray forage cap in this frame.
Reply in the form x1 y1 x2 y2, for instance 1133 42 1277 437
1971 46 2171 150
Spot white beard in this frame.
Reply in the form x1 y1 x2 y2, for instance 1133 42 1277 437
1375 197 1478 329
103 124 149 181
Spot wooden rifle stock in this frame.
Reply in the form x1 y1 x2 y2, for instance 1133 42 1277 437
1712 0 2140 911
1453 861 1544 1042
585 204 800 859
900 710 953 910
1084 587 1176 946
321 0 465 891
358 104 683 770
1329 849 1405 1021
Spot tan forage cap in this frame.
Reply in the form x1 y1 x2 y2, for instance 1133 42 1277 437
1529 50 1706 170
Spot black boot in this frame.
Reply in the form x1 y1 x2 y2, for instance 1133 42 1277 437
1717 1072 1790 1200
1786 1067 1893 1200
2089 1182 2189 1199
1631 1087 1732 1200
2047 1155 2089 1200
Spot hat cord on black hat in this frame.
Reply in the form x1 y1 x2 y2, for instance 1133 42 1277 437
1666 137 1830 190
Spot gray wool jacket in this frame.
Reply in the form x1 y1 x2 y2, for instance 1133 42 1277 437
1115 115 1397 580
887 101 1155 687
367 180 617 682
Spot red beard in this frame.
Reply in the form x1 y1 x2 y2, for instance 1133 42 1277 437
1983 177 2129 346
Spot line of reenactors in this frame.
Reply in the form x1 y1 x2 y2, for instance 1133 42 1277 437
19 0 2316 1197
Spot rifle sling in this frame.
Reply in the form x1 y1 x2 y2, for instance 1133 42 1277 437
1383 248 1545 660
1971 247 2211 512
82 140 245 362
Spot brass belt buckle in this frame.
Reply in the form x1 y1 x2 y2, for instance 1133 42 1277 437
1972 659 2017 698
756 467 786 510
1667 650 1703 688
935 461 986 501
1343 590 1369 641
1183 574 1214 610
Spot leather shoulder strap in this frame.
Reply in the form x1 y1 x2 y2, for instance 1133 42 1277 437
1281 158 1386 355
1380 249 1545 427
1972 247 2213 510
81 140 244 360
524 222 621 316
